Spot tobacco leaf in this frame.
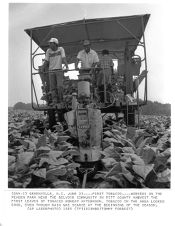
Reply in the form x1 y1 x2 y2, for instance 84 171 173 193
96 180 116 188
8 155 16 166
136 137 151 156
44 129 57 144
134 134 145 148
111 129 123 137
101 157 117 169
156 168 170 183
46 167 67 178
33 168 46 179
52 157 69 165
22 177 32 188
122 147 135 154
57 136 70 143
126 126 136 140
107 174 127 188
49 150 64 159
62 149 80 157
141 147 156 164
158 148 171 158
8 110 171 189
103 130 114 137
132 164 154 179
8 162 16 174
122 171 135 183
52 180 73 188
122 153 145 165
39 156 68 167
54 123 64 133
102 147 121 160
106 162 128 178
102 141 111 149
35 146 51 157
93 173 106 180
103 144 115 153
67 162 80 169
15 152 34 172
36 135 47 148
19 139 36 151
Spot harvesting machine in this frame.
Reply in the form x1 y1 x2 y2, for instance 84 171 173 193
25 14 150 178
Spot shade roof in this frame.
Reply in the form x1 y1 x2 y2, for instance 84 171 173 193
25 14 150 63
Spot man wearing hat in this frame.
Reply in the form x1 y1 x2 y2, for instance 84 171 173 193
75 40 99 73
42 37 69 105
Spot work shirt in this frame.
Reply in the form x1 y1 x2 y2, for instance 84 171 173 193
99 55 114 69
77 49 99 69
97 55 114 86
45 47 66 70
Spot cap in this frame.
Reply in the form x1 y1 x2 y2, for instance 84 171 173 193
83 40 90 46
48 38 59 44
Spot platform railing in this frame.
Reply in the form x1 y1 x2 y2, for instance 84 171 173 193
31 51 147 112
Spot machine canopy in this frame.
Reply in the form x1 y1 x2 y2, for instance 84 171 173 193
25 14 150 63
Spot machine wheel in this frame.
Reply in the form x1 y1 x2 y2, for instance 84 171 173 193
47 109 56 130
56 110 65 123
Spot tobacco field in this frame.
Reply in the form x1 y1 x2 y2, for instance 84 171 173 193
8 109 171 188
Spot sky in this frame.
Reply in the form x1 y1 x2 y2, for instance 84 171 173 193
8 2 172 106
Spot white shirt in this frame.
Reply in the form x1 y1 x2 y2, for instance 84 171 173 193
77 49 99 69
45 47 65 70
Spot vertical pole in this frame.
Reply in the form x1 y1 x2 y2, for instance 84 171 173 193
124 43 128 126
32 25 55 55
30 31 34 109
126 100 128 126
141 16 148 103
32 79 39 107
82 170 88 188
102 65 107 103
136 79 140 128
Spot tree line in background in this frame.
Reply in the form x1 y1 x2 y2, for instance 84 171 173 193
10 100 171 116
141 101 170 116
11 102 37 111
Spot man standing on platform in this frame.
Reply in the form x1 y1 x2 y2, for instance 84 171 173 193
42 37 69 106
75 40 99 73
98 49 114 102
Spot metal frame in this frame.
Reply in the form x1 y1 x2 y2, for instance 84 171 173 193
26 14 148 33
141 16 148 103
29 15 148 125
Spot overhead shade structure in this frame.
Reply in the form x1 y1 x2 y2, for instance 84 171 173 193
25 14 150 63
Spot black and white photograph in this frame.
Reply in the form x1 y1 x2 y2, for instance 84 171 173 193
7 2 171 189
0 1 174 226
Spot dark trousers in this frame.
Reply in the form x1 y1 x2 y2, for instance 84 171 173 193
98 84 112 102
49 71 64 103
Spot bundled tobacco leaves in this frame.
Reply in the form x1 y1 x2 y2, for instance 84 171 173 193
8 110 171 188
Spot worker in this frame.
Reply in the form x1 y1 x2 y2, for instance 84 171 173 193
124 47 141 102
39 59 50 101
41 37 69 106
125 48 134 96
75 40 99 75
98 49 114 102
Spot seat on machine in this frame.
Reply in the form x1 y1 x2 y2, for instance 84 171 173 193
133 70 147 92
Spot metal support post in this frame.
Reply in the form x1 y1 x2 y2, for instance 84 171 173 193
82 170 88 188
136 79 140 128
32 25 56 56
30 30 35 109
102 65 107 103
141 16 148 103
32 79 39 107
